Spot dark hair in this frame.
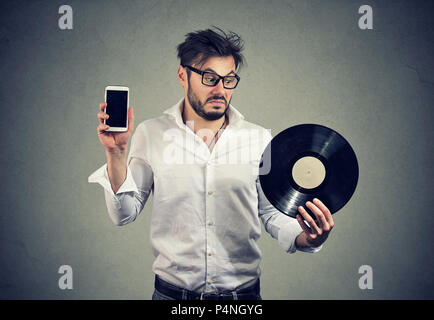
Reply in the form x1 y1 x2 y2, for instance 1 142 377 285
177 27 245 72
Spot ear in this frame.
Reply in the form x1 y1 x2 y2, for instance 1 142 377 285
177 65 186 86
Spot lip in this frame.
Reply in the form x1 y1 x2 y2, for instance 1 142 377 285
208 100 225 104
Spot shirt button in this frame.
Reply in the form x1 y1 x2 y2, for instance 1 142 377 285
207 191 213 195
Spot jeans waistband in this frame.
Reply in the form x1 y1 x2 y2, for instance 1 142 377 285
154 276 260 300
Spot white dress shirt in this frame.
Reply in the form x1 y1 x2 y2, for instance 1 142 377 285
88 98 321 294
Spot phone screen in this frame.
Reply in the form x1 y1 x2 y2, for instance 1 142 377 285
106 90 128 127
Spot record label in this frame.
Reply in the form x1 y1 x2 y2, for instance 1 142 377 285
291 156 326 189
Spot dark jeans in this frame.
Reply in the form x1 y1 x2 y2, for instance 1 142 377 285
152 276 262 300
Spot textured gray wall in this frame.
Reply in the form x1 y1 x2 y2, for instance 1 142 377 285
0 0 433 299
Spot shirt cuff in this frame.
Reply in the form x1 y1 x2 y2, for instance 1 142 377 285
278 224 323 254
277 221 302 254
295 240 323 253
88 163 139 196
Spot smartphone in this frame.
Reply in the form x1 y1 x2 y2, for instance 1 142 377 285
104 86 129 132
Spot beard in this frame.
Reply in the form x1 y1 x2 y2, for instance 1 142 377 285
187 79 230 121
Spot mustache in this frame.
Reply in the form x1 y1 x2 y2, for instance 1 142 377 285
206 96 227 104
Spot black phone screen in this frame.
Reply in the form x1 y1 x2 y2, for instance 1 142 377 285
106 90 128 127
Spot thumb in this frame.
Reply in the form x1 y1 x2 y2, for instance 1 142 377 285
127 107 134 133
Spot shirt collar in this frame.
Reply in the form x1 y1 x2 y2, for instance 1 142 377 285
163 98 245 129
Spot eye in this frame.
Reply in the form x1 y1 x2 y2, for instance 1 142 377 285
204 74 218 83
224 77 235 84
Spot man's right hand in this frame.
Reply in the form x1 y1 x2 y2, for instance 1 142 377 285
97 102 134 152
97 102 135 193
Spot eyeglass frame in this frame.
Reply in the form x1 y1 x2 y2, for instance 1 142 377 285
182 64 240 89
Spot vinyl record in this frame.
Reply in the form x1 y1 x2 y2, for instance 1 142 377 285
259 124 358 218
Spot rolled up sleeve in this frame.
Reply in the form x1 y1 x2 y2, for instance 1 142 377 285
88 157 153 226
256 177 322 253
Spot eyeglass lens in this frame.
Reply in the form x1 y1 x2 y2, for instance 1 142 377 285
203 72 238 89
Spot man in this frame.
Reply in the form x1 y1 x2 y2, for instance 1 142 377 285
88 27 334 300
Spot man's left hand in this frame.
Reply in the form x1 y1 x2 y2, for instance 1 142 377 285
296 198 334 247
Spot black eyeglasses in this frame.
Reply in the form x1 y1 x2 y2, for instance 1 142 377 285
182 65 240 89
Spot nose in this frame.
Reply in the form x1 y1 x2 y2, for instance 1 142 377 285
210 78 226 95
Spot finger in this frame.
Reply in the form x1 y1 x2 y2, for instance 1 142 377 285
306 201 328 230
298 205 322 235
99 102 107 112
127 107 134 133
97 123 110 134
97 111 109 124
296 214 312 235
313 198 334 229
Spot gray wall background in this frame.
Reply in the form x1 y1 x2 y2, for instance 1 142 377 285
1 0 433 299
